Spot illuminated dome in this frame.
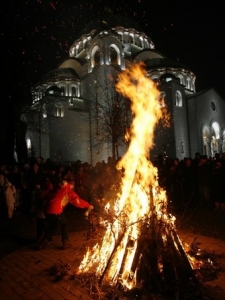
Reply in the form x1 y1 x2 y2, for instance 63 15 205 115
41 67 80 81
69 14 155 59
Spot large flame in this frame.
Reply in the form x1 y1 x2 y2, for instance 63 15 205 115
78 62 173 289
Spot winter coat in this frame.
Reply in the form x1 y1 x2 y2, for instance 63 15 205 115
44 182 91 215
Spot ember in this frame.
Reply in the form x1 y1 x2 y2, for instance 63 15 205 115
77 63 200 298
186 238 223 283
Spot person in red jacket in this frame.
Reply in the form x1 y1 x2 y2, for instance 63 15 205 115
38 176 93 250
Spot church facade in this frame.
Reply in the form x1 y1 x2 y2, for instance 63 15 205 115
21 19 225 165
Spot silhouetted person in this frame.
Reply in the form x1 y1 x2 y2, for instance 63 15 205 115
28 163 45 215
197 155 212 207
168 158 182 212
211 160 225 211
181 158 197 208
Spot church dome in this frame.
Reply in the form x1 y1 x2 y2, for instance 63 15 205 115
40 67 80 81
69 14 155 58
145 57 191 71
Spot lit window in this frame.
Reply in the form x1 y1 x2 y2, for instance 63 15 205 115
129 33 134 43
109 46 117 64
26 138 31 149
175 90 182 107
60 86 65 96
42 104 47 118
211 122 220 157
109 44 120 65
222 130 225 153
151 75 159 84
158 91 166 107
181 142 184 153
186 77 191 89
91 46 101 68
54 103 64 117
117 32 123 42
202 125 210 157
26 137 33 157
177 75 184 85
211 122 220 139
72 86 76 97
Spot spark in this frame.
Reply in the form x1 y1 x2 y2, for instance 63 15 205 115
50 2 56 10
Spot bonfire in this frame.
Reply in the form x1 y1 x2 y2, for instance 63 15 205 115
77 63 199 298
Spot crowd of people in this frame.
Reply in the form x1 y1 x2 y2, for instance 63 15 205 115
0 152 225 248
155 153 225 213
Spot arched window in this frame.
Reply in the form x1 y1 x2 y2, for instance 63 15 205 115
71 86 76 97
177 74 184 85
91 46 101 68
26 136 33 157
211 122 221 156
222 130 225 153
76 42 82 55
175 90 182 107
117 32 123 42
124 32 131 43
75 44 79 56
186 77 191 89
151 75 159 85
54 103 64 118
109 44 120 65
42 103 47 118
133 34 141 47
82 38 87 49
60 86 65 96
211 122 220 139
26 137 31 149
151 75 159 81
129 33 134 43
181 142 184 153
202 125 210 157
158 91 166 108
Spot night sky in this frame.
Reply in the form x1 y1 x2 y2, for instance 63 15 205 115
2 0 225 99
1 0 225 161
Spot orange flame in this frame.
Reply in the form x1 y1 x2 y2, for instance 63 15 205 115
78 62 173 288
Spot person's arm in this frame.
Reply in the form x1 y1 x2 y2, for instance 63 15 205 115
69 189 93 209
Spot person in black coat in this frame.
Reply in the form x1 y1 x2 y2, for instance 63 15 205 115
197 155 212 207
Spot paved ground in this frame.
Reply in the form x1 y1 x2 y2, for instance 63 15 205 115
0 206 225 299
0 231 93 300
0 207 94 300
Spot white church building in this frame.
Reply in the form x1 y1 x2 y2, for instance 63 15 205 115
21 16 225 165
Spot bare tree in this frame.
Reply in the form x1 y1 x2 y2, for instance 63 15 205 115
90 68 131 160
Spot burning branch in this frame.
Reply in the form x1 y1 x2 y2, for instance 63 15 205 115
77 63 200 298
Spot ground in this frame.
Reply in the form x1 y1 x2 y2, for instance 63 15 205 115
0 204 225 299
174 205 225 299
